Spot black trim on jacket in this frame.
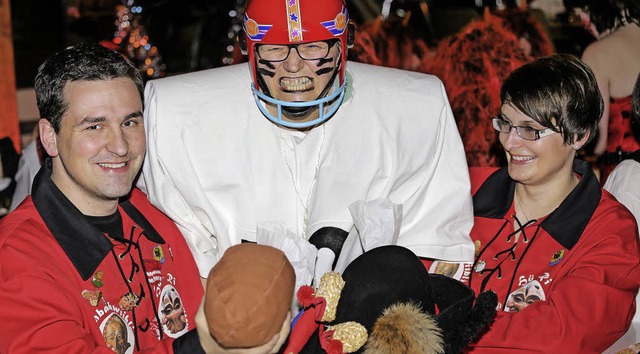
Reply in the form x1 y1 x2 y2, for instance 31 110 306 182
473 159 601 250
31 159 165 280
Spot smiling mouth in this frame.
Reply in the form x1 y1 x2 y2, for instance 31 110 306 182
511 155 536 162
279 77 313 92
98 162 127 169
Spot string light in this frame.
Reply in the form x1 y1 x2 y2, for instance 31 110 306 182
221 0 246 66
113 2 166 79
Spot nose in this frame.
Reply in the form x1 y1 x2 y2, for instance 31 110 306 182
500 127 523 150
282 46 304 72
106 128 129 157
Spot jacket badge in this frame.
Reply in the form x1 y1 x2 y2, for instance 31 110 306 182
92 270 104 287
82 289 102 306
153 245 166 264
549 249 565 266
119 292 141 311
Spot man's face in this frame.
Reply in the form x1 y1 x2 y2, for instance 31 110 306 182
43 78 145 215
256 40 340 123
161 289 186 334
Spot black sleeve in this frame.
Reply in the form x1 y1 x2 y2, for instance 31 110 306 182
172 328 206 354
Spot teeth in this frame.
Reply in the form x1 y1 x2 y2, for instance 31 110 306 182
99 162 126 168
279 77 312 91
512 155 534 162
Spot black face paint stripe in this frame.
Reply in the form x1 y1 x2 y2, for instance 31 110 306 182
258 59 277 70
314 57 336 76
315 67 334 76
257 67 276 78
317 57 334 66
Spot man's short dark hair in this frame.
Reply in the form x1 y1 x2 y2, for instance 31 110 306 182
34 42 144 133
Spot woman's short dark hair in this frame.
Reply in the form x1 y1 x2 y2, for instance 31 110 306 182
563 0 640 34
631 73 640 141
500 53 604 145
34 42 144 133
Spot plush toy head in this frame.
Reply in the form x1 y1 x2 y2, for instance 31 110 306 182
204 243 295 348
293 245 497 354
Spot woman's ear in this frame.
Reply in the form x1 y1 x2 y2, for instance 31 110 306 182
571 130 591 150
38 119 59 158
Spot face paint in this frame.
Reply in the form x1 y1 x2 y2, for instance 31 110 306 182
315 57 336 76
257 59 277 78
255 42 341 124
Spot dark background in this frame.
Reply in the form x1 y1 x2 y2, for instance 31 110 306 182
10 0 595 88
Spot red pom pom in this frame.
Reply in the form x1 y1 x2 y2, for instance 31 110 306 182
297 285 315 307
319 329 343 354
325 339 343 354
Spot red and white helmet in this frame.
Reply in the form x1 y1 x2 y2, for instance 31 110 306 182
242 0 354 91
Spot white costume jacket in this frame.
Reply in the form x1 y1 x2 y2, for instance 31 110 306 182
141 61 474 276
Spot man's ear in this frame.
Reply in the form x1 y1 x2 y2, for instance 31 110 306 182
38 119 59 158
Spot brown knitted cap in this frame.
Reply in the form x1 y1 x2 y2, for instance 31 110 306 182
204 243 295 348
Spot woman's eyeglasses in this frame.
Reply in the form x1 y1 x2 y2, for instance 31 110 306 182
492 116 557 141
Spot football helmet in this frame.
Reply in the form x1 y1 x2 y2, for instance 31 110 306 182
241 0 354 128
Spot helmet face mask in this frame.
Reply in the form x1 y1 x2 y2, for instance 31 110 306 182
241 0 353 129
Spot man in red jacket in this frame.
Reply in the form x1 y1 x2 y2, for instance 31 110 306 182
0 42 218 353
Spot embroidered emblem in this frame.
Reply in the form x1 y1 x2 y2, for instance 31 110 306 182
320 6 349 36
144 259 162 272
474 240 482 257
243 13 272 41
92 270 104 287
549 249 565 266
119 292 141 311
474 260 486 273
153 245 166 264
82 289 102 306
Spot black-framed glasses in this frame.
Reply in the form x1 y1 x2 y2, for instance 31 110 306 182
256 40 337 62
492 116 557 141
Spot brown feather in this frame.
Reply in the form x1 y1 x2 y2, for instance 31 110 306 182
364 302 443 354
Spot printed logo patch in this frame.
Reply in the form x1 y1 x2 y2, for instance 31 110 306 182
320 6 349 36
153 245 165 264
158 285 189 338
244 13 272 41
549 249 565 266
100 313 134 354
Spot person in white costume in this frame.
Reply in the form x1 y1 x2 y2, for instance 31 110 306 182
603 73 640 354
140 0 475 280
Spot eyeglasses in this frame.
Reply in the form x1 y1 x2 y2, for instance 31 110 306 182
256 40 336 62
492 116 557 141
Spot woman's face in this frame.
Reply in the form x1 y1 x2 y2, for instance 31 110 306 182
498 104 577 188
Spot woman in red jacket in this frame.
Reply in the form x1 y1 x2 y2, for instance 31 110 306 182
466 54 640 353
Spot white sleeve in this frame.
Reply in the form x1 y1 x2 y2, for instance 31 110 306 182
604 160 640 229
394 80 475 263
141 81 219 277
10 141 42 211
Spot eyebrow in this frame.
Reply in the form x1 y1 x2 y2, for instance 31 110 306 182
498 114 540 126
75 111 143 127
